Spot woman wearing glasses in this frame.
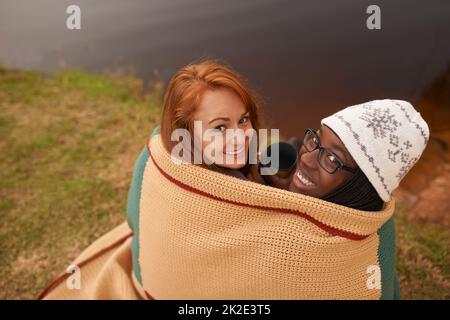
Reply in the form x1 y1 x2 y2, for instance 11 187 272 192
266 99 429 212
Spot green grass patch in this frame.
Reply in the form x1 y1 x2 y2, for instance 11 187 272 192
0 66 161 299
396 206 450 299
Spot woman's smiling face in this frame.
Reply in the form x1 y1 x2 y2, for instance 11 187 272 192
288 125 358 197
194 87 253 169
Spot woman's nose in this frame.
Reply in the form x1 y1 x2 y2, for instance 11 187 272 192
225 127 245 143
300 148 319 170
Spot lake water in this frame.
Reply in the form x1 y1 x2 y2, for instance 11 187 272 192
1 0 449 136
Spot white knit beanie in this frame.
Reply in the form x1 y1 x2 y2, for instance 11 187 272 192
321 99 429 202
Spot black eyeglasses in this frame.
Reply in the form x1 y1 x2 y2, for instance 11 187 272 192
303 129 357 174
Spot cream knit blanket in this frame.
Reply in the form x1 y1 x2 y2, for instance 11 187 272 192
39 131 400 300
134 133 399 299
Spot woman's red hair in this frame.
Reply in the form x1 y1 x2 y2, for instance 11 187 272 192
160 59 263 153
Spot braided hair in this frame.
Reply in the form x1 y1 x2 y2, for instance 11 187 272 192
320 167 384 211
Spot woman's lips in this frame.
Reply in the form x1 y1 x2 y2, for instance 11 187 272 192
293 166 316 189
224 144 245 155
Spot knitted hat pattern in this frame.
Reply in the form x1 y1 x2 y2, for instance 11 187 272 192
321 99 429 201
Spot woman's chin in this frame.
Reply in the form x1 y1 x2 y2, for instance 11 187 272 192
220 162 246 170
218 150 248 170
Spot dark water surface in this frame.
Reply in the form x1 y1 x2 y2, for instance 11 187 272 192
1 0 449 136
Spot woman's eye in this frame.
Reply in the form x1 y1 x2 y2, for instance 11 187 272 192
214 125 226 132
328 154 338 164
239 116 249 124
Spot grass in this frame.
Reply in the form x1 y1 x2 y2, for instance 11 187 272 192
0 66 448 299
396 204 450 299
0 67 162 299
